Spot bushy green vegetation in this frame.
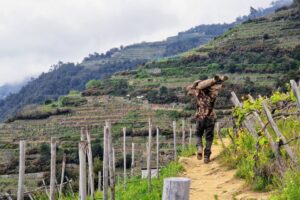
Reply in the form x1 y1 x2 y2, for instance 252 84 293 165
271 170 300 200
59 92 87 107
221 86 300 197
85 79 102 89
220 129 275 191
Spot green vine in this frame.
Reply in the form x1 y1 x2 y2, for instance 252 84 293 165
233 84 296 127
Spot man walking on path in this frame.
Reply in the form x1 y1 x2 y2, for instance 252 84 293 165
186 75 228 163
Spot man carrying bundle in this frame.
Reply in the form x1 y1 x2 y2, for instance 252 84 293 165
186 75 228 163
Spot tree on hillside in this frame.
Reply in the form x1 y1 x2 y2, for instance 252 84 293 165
295 0 300 4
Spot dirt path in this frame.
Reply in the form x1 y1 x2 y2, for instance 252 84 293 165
180 140 270 200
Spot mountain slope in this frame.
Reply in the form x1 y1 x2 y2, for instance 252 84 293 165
0 0 291 121
0 81 27 100
0 23 234 121
83 4 300 111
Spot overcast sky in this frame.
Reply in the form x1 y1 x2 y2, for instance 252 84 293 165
0 0 275 86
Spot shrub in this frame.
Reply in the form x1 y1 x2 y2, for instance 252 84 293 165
271 170 300 200
85 79 102 89
59 95 87 107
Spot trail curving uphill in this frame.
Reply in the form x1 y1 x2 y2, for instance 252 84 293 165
180 140 270 200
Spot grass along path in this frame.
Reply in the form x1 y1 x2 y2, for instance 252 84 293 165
180 139 270 200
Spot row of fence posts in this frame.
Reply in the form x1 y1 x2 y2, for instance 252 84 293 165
16 138 75 200
100 119 193 200
16 118 194 200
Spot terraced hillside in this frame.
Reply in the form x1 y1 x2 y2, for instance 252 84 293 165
87 5 300 110
1 94 220 194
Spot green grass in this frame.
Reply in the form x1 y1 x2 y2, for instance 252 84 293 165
270 170 300 200
219 129 276 191
57 161 184 200
178 145 197 157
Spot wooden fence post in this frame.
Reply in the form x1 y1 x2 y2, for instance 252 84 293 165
189 126 192 146
113 148 116 179
42 179 50 199
173 121 177 161
147 118 152 192
86 129 95 200
162 178 191 200
215 122 225 148
248 95 285 175
17 140 26 200
103 125 109 200
59 153 66 198
182 119 185 148
50 138 57 200
24 186 34 200
123 127 127 190
131 143 135 177
81 127 86 141
79 141 87 200
230 92 258 138
290 80 300 111
106 121 115 200
262 101 298 166
98 171 102 191
156 127 160 179
65 176 75 197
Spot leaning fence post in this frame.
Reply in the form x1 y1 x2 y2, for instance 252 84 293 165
103 125 109 200
59 153 66 198
173 121 177 161
182 119 185 148
42 179 50 199
24 186 34 200
189 126 192 146
262 101 298 167
123 127 127 190
131 143 135 177
50 138 57 200
79 141 87 200
17 140 26 200
230 92 258 138
162 178 191 200
248 95 285 175
86 129 95 200
147 118 152 192
156 127 160 179
290 80 300 112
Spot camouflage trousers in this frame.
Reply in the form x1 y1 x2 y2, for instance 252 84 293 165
195 117 216 156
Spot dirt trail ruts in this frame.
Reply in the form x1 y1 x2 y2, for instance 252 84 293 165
180 140 270 200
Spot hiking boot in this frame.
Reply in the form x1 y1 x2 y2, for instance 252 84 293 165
197 147 203 160
204 155 210 164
